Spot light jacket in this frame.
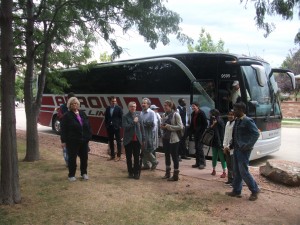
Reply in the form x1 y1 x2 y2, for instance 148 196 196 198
223 120 235 154
164 112 184 144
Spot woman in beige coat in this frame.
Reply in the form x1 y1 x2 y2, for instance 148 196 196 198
161 100 184 181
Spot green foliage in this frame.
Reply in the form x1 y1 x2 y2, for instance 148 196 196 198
100 52 112 62
44 71 70 95
187 28 228 53
15 76 24 101
13 0 189 67
281 48 300 100
241 0 300 43
281 48 300 74
12 0 191 97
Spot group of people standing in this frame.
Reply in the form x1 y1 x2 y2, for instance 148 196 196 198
60 94 260 201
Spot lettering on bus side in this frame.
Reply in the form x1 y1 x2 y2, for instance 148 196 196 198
53 96 125 109
81 109 105 117
52 95 161 114
55 96 66 106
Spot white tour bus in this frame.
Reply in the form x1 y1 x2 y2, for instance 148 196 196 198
38 53 295 160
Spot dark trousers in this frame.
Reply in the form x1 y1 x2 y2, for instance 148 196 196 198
178 127 189 157
194 135 206 166
163 139 179 170
225 151 234 182
124 141 141 175
107 126 122 158
67 142 89 177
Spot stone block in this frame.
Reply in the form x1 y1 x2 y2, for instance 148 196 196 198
259 159 300 187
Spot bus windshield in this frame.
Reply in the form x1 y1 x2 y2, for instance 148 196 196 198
242 66 281 117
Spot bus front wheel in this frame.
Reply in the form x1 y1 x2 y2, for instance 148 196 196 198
52 116 61 135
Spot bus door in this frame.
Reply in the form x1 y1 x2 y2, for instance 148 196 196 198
189 79 215 156
190 79 215 118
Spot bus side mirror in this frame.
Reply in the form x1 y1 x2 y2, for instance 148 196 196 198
287 72 296 90
251 65 266 87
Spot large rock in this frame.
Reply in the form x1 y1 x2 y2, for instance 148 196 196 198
259 160 300 187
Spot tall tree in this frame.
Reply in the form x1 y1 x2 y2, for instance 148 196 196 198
241 0 300 43
187 28 228 52
14 0 189 163
0 0 189 204
281 48 300 100
0 0 21 204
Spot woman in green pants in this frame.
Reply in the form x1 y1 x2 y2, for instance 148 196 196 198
209 109 227 178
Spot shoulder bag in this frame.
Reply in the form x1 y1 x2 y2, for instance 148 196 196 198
200 128 214 146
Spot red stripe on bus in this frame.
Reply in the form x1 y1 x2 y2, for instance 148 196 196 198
40 107 56 112
123 97 142 111
41 96 55 105
38 112 53 126
149 98 164 112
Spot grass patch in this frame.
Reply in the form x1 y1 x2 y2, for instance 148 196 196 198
282 119 300 127
0 140 231 225
282 119 300 122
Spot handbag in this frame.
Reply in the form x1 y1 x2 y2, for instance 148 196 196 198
176 128 184 139
200 128 214 146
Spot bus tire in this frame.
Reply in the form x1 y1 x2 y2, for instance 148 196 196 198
52 116 61 135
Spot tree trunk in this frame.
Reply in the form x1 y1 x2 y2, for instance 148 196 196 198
24 104 40 161
23 0 40 161
0 0 21 204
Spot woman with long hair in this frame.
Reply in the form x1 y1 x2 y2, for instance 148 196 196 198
160 100 183 181
209 108 227 178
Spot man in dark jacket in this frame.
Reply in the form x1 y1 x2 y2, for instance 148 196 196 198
177 98 191 160
189 102 208 169
105 96 123 161
122 101 145 179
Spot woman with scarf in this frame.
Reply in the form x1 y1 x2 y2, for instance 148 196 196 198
160 100 184 181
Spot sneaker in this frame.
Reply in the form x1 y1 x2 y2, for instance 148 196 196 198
151 161 159 170
211 170 216 176
249 190 260 201
225 191 242 198
133 174 140 180
220 172 226 178
198 165 205 169
82 174 89 180
192 164 199 168
68 177 76 182
114 157 120 162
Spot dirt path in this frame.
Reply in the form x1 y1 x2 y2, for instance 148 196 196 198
18 130 300 225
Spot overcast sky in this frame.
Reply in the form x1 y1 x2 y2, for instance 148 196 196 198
95 0 299 68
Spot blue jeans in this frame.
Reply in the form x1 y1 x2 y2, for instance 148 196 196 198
232 149 259 194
